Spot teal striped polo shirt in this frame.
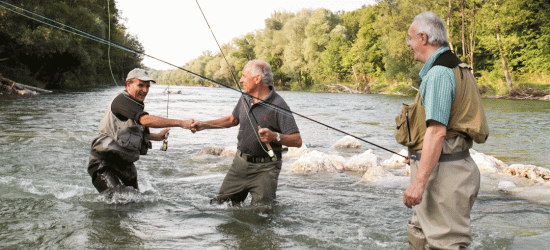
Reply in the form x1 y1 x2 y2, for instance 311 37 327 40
418 46 456 126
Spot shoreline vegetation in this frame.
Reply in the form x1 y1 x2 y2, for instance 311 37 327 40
2 74 549 101
1 1 548 99
147 1 550 99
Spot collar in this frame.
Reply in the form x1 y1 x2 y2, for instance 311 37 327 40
122 90 145 106
246 85 276 105
419 46 450 79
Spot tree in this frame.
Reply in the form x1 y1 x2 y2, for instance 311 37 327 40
303 8 339 82
375 0 436 81
280 9 313 90
344 5 384 80
0 0 143 88
254 11 294 87
318 25 350 81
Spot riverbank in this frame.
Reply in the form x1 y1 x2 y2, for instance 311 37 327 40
484 87 550 101
334 85 550 101
286 79 550 101
0 75 52 95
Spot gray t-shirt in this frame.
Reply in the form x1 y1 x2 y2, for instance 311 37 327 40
232 86 299 158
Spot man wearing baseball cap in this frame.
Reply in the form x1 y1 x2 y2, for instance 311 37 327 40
87 68 194 194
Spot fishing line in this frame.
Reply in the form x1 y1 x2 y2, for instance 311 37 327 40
0 1 407 159
106 0 118 86
162 77 170 151
195 0 275 160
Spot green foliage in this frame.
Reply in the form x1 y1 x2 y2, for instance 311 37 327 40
318 25 349 81
0 0 143 89
153 0 550 95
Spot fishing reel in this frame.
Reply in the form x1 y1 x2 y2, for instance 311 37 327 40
161 132 169 151
161 138 168 151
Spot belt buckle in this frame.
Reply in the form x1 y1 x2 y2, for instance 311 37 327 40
409 153 420 161
239 151 248 162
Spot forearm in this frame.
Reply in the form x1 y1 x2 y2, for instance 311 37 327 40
413 123 447 185
148 132 165 141
140 114 190 129
280 133 302 147
198 116 237 130
259 129 302 147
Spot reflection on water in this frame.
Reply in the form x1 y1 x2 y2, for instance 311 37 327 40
1 85 550 249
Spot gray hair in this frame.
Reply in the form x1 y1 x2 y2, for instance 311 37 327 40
246 59 273 86
412 11 449 47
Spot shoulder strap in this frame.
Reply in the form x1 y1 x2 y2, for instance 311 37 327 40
432 50 462 69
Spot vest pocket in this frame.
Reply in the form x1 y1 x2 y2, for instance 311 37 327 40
117 126 143 151
395 100 426 148
116 125 151 155
395 103 413 147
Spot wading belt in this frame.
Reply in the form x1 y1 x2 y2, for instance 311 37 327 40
237 150 278 163
408 150 470 162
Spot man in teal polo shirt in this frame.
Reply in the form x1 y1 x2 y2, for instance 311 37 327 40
401 11 488 249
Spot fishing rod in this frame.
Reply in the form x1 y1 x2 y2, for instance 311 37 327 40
193 1 406 159
107 0 171 150
0 1 408 159
195 0 277 161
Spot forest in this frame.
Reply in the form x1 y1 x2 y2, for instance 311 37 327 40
0 0 549 95
151 0 550 96
0 0 143 89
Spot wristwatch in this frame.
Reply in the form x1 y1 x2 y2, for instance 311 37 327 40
276 132 281 142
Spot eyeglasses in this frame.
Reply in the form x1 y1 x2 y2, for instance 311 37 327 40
406 33 422 43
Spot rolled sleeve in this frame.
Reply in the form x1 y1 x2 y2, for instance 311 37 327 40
111 93 148 123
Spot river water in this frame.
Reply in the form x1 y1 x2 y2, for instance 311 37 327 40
1 85 550 249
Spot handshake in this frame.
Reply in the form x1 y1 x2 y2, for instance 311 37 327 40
177 117 279 144
180 119 217 133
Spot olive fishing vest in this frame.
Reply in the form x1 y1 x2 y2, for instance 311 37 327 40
91 92 151 163
395 51 489 151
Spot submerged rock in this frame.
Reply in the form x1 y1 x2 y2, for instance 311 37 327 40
381 149 409 168
331 135 361 149
470 149 507 173
344 149 379 172
501 164 550 184
498 180 516 189
220 147 237 157
284 144 311 158
289 150 345 174
362 165 395 181
197 146 236 157
198 145 225 155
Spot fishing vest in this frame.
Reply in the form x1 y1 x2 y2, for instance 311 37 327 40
91 92 151 163
394 51 489 151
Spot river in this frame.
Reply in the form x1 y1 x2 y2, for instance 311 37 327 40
1 85 549 249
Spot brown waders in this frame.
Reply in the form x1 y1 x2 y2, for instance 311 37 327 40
407 137 480 250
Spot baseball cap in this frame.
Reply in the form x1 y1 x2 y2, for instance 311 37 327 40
126 68 156 83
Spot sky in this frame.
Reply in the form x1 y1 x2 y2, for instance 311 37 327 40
116 0 375 70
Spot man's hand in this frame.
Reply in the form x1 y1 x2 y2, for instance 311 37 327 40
403 178 426 208
258 128 275 144
190 120 203 133
181 119 195 133
159 128 170 139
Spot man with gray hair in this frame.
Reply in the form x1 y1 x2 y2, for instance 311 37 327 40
192 59 302 206
396 11 488 249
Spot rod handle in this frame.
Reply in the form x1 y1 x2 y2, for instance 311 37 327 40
258 126 277 161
